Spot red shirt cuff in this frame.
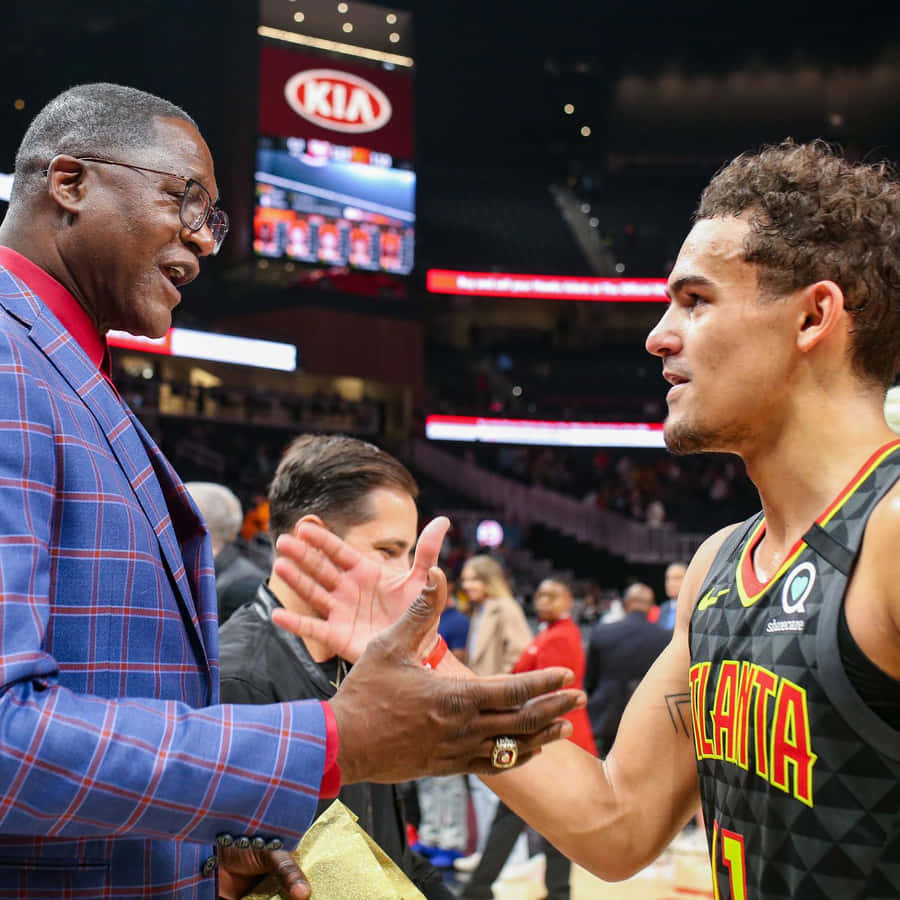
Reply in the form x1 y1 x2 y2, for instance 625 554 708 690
319 701 342 798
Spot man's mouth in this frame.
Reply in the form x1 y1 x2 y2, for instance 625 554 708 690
162 264 190 288
663 369 689 387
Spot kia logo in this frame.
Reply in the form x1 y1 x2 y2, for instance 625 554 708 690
284 69 392 134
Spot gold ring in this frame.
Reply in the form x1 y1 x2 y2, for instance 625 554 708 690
491 737 518 769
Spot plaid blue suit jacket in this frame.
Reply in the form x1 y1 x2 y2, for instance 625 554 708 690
0 264 327 898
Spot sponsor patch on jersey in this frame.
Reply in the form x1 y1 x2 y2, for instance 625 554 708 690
764 562 816 633
781 561 816 615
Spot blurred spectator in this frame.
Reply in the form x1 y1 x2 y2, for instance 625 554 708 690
650 561 687 630
584 582 669 755
185 482 268 624
414 578 471 866
460 579 597 900
457 555 533 871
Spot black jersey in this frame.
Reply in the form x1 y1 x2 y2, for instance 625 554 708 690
689 440 900 900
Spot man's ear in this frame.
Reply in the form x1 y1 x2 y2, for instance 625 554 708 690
44 154 89 215
293 513 327 535
796 280 846 354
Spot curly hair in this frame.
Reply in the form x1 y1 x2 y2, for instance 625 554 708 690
697 140 900 388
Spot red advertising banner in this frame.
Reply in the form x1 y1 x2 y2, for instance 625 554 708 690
427 269 668 302
259 44 414 159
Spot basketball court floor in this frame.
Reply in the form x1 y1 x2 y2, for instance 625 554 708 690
486 837 714 900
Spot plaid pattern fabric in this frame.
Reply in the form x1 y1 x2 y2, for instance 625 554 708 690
0 265 327 898
689 443 900 900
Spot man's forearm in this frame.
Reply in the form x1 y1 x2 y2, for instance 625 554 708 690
459 642 700 881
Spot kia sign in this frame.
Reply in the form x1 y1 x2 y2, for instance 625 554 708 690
284 69 392 134
260 45 413 158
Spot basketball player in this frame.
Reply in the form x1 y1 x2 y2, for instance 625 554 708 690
274 140 900 899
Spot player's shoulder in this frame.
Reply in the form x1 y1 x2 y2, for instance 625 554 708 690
859 477 900 576
673 522 744 629
852 471 900 635
689 522 744 579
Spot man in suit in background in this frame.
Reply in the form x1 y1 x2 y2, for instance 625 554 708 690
651 561 688 631
0 82 580 899
584 582 669 755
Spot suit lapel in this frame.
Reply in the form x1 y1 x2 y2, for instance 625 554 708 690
10 290 211 676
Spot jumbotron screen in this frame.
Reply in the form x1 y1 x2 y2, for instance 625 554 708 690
253 136 415 275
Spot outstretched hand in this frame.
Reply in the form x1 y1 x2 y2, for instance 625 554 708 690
326 566 584 784
272 515 450 663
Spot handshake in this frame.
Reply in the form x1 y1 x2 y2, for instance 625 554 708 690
270 516 585 785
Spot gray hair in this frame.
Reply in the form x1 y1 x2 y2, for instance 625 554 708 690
12 83 197 202
186 482 243 548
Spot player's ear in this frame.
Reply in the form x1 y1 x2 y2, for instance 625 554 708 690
293 514 327 535
796 280 845 353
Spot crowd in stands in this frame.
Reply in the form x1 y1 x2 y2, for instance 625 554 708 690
426 339 664 422
113 364 384 438
448 441 759 537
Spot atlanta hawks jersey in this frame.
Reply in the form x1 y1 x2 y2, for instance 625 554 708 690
689 440 900 900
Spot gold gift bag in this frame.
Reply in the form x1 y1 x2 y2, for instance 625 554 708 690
241 799 427 900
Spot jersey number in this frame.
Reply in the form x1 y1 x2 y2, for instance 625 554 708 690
711 820 748 900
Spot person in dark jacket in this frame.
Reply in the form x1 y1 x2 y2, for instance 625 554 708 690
584 581 670 755
218 434 452 900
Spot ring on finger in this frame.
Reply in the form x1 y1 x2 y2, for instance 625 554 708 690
491 736 518 769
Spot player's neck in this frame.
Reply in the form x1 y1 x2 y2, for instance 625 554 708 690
748 398 896 557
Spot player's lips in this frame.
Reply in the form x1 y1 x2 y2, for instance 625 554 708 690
663 369 690 400
663 368 689 387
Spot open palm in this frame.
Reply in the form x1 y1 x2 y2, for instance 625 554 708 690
271 516 450 663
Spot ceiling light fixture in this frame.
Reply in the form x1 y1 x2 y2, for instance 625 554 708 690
258 25 414 66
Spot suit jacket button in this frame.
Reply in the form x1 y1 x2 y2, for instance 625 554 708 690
201 855 218 877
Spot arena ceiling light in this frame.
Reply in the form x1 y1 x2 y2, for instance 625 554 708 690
257 25 414 67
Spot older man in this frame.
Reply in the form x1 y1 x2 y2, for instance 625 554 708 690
0 83 580 899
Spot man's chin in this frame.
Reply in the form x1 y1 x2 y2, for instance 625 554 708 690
663 420 709 456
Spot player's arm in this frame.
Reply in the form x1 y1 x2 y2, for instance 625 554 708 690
478 526 735 881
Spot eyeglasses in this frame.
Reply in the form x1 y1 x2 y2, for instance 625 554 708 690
75 157 229 255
